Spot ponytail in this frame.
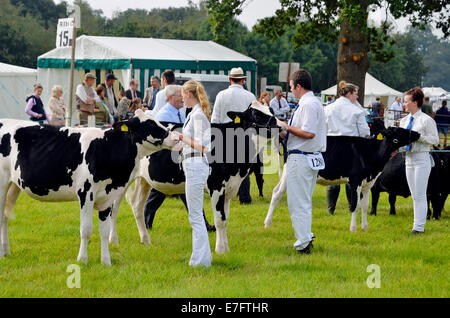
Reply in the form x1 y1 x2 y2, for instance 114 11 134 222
338 80 358 97
183 80 211 121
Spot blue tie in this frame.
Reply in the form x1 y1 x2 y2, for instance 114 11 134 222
406 116 414 151
285 104 299 143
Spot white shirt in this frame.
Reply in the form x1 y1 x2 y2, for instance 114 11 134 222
390 101 403 112
105 84 117 113
151 87 168 116
182 104 211 156
211 84 255 123
399 109 439 153
270 97 290 120
324 96 371 137
287 91 327 153
75 83 101 103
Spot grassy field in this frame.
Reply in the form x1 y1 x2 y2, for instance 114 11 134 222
0 170 448 298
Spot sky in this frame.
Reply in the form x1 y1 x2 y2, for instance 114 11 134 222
55 0 439 36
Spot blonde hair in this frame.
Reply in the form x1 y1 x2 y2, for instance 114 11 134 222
338 80 358 97
51 85 63 98
33 83 43 91
182 80 211 121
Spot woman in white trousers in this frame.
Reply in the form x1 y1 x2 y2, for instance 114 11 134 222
174 80 212 267
400 87 439 234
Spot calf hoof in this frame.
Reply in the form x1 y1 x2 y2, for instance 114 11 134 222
215 246 230 254
206 224 216 232
2 244 10 256
141 236 151 245
370 211 376 216
264 221 271 228
350 225 357 232
77 255 88 266
361 225 368 231
101 257 112 267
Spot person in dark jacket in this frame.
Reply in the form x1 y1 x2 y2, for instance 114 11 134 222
435 100 449 148
25 84 49 123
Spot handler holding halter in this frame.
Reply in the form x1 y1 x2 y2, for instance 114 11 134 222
277 69 327 254
173 80 212 267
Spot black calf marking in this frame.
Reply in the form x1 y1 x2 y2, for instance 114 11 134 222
99 207 112 221
0 133 11 157
77 180 92 210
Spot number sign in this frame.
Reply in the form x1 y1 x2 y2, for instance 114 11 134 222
56 18 74 48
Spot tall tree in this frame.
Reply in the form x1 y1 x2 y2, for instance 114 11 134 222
206 0 450 104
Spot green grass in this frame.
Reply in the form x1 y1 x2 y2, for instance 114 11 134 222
0 171 448 298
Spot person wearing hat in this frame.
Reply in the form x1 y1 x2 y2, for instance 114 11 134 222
211 67 256 204
101 73 118 116
76 73 101 125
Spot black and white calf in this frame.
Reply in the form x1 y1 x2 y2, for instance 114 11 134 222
119 103 280 253
0 110 177 265
264 127 420 232
370 148 449 219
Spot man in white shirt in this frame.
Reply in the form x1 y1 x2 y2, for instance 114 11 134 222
211 67 256 204
390 97 403 120
150 70 176 117
75 73 101 125
101 73 118 116
211 67 255 124
270 90 290 120
277 69 327 254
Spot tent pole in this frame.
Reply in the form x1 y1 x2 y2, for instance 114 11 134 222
66 16 77 127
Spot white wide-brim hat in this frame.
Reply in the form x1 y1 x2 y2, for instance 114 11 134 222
229 67 246 79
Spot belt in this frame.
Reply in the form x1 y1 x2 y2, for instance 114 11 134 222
286 149 315 157
182 152 204 161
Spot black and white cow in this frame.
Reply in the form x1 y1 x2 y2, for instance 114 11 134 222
0 110 177 265
264 127 420 232
117 102 280 254
370 147 449 219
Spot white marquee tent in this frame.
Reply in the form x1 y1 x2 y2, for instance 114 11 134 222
37 35 257 124
0 62 37 120
320 73 403 107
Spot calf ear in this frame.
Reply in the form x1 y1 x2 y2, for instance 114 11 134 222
227 111 244 124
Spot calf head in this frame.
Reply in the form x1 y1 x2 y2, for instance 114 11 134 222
380 126 420 150
226 101 279 138
114 109 178 152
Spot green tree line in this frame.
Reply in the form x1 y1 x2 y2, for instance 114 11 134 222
0 0 448 92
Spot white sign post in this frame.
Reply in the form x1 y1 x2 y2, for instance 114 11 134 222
279 62 300 98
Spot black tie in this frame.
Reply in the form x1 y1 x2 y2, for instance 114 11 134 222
177 111 182 123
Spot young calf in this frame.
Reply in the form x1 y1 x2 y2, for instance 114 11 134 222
0 110 177 265
119 102 280 253
264 127 420 232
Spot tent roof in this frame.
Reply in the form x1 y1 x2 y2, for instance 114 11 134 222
0 62 37 76
37 35 256 70
422 87 448 97
321 73 403 97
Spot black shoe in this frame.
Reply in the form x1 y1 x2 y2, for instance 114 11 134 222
206 224 216 232
411 230 425 235
297 241 313 254
240 200 252 205
328 209 335 215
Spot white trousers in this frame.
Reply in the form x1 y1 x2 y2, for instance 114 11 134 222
286 154 317 250
405 152 432 232
183 158 212 267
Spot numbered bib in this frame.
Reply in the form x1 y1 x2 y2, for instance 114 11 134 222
306 153 325 170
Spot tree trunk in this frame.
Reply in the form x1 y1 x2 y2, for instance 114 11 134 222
337 10 370 106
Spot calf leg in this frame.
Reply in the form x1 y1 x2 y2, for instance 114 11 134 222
388 193 397 215
349 185 361 232
77 199 94 265
360 186 371 231
109 197 122 246
129 178 151 244
211 191 230 254
264 164 287 228
370 187 380 216
2 184 20 256
99 208 112 266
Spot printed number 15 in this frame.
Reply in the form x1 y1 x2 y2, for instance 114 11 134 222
59 31 69 47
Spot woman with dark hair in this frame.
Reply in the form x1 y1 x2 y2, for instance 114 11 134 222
95 85 114 125
25 84 49 123
400 87 439 234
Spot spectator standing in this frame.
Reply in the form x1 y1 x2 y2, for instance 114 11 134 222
150 70 176 116
371 97 383 118
276 69 326 254
435 100 449 148
48 85 66 126
258 91 270 106
422 96 433 116
25 83 49 123
95 85 114 125
400 87 439 234
76 73 101 125
125 79 142 101
101 73 118 118
143 76 160 110
270 89 290 120
211 67 256 204
117 90 130 120
390 96 403 120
